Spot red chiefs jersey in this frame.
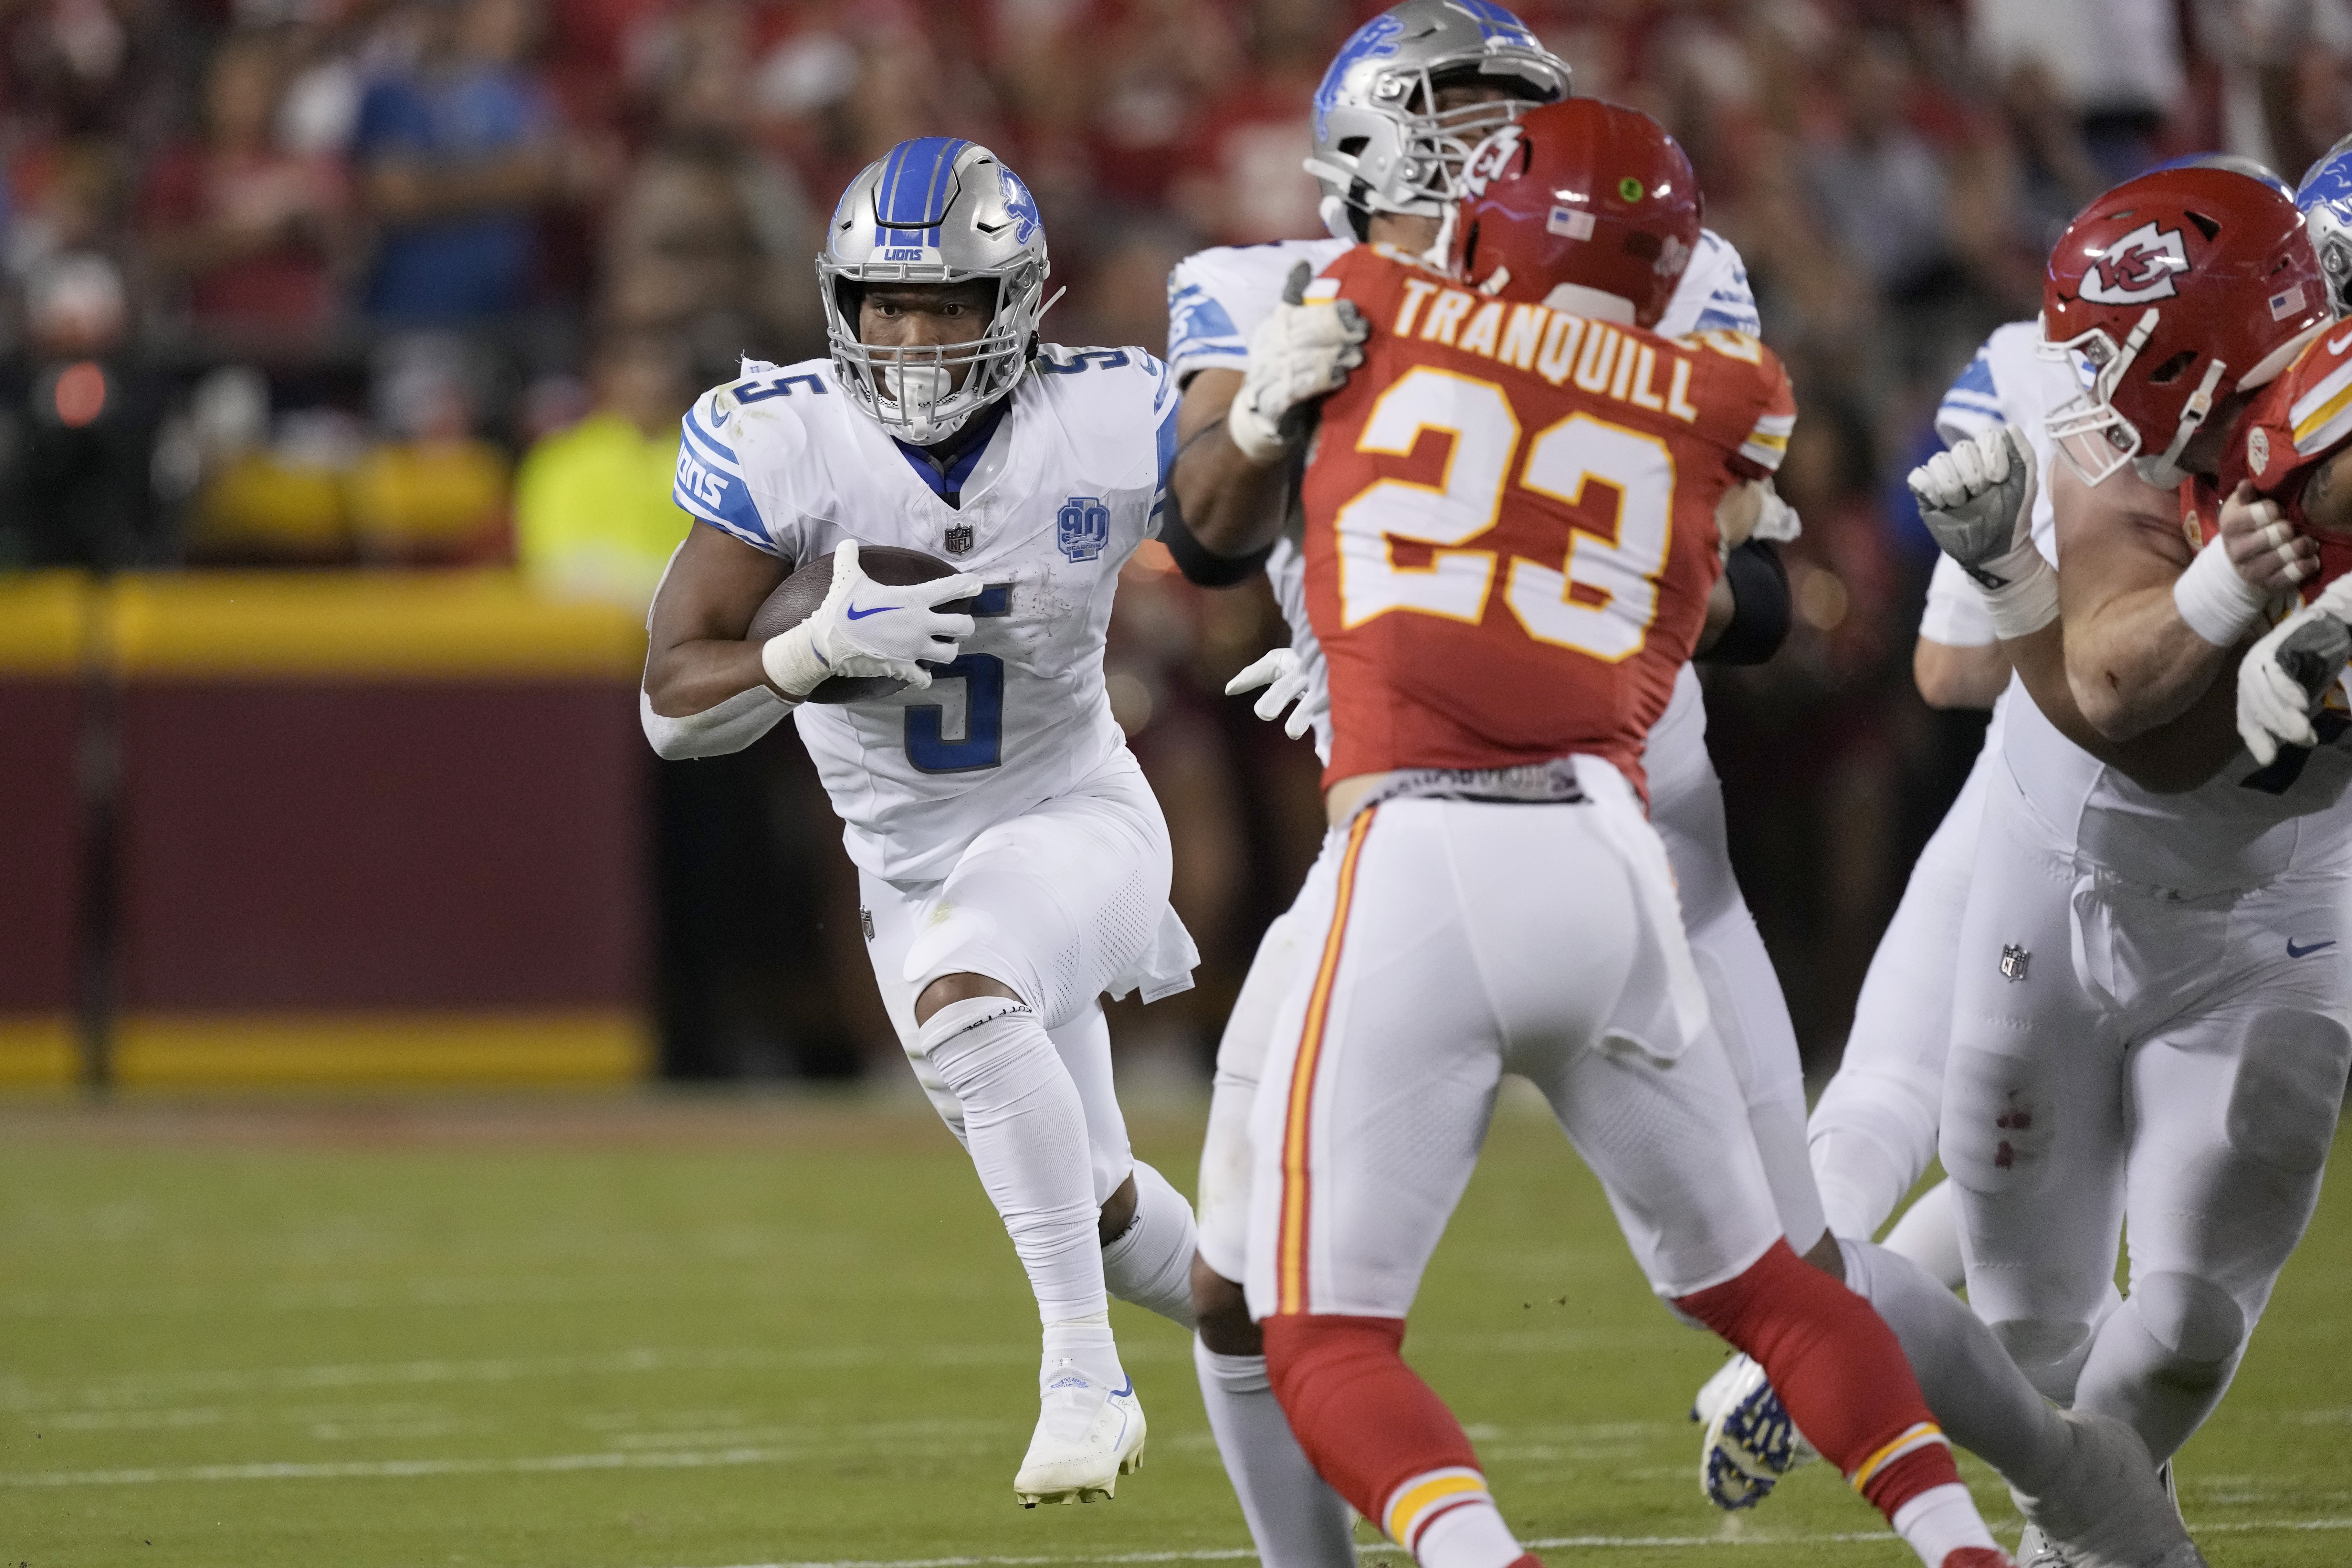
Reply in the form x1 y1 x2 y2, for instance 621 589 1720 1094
2182 322 2352 597
1298 244 1796 796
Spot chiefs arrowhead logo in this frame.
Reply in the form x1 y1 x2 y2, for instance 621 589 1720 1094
2080 221 2190 305
1459 124 1523 198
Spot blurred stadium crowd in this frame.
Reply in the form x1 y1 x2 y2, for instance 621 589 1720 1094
9 0 2352 1079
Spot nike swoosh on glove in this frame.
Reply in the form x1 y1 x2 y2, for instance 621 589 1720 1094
2237 579 2352 765
1227 261 1369 464
1224 646 1325 740
762 538 981 698
1908 426 2039 590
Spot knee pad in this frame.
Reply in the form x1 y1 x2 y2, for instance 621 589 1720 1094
2127 1271 2246 1366
1990 1316 2096 1405
2226 1012 2352 1175
904 903 1041 1018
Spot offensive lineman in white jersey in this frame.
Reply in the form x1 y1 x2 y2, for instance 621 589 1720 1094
639 136 1202 1508
1915 162 2352 1564
1159 8 1820 1560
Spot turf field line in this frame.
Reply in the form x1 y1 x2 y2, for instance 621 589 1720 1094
666 1519 2352 1568
1 1337 1176 1412
0 1444 818 1487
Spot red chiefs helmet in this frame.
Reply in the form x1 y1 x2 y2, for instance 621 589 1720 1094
1446 98 1701 329
2042 165 2326 487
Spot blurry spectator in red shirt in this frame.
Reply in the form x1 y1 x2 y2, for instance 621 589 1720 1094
141 30 354 342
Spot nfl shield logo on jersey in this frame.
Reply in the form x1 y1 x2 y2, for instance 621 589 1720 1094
944 523 975 556
1057 495 1110 562
2000 943 2030 983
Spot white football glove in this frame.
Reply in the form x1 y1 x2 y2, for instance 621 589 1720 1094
1750 486 1802 543
1227 261 1369 464
1225 646 1326 741
761 538 981 699
2236 579 2352 765
1908 425 2055 638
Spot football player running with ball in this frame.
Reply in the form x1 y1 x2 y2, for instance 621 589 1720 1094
639 138 1202 1508
1244 99 2014 1568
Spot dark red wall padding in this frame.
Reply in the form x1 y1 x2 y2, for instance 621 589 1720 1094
0 681 84 1012
115 681 646 1011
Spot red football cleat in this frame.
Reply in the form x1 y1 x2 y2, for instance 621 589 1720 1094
1940 1550 2016 1568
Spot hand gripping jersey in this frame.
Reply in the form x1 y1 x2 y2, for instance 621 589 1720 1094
1163 229 1761 763
2181 322 2352 595
1294 246 1794 795
672 348 1180 883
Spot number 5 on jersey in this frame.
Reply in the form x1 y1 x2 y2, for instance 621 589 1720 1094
1336 365 1674 662
906 584 1013 773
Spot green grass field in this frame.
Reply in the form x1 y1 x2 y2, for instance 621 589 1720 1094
2 1087 2347 1568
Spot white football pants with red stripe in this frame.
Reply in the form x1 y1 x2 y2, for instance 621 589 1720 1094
1243 759 1787 1322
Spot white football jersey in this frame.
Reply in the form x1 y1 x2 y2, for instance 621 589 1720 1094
1164 230 1764 763
672 348 1179 883
1937 321 2352 890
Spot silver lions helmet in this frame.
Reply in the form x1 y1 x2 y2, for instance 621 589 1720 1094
2299 134 2352 319
1306 0 1569 243
818 137 1051 445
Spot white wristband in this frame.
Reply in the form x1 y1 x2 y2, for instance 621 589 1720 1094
1982 546 2061 641
2172 535 2271 648
760 622 829 698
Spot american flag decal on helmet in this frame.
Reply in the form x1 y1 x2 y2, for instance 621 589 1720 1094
2273 283 2308 320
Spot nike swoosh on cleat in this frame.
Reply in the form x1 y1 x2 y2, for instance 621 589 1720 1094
2332 330 2352 356
2288 938 2338 957
1111 1377 1133 1399
844 604 896 620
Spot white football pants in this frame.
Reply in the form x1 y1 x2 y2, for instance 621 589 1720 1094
1943 764 2352 1458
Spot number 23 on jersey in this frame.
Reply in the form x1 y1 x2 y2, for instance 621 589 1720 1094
1337 363 1721 662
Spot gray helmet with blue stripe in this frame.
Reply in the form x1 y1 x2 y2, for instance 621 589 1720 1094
2299 134 2352 319
818 137 1051 444
1305 0 1569 242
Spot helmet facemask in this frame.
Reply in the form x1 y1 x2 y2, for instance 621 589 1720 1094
820 262 1047 446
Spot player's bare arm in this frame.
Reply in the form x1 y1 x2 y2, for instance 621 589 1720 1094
1914 637 2010 710
643 524 792 716
1170 367 1289 556
2052 450 2307 741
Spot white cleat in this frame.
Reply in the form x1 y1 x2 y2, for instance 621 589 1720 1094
2010 1410 2207 1568
1011 1363 1146 1507
1690 1353 1818 1510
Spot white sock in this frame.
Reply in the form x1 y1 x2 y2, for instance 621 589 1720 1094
1411 1492 1523 1568
1102 1161 1199 1330
1193 1338 1357 1568
1891 1481 1998 1566
1841 1238 2069 1493
1881 1178 1967 1292
920 996 1105 1323
1042 1313 1124 1391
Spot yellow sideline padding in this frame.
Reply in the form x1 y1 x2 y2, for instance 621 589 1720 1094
0 1017 80 1086
106 571 647 680
112 1012 652 1086
0 572 94 675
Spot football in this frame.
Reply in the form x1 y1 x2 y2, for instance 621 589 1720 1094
748 545 961 704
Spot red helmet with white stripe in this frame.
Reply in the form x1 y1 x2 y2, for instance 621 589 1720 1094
2041 165 2327 486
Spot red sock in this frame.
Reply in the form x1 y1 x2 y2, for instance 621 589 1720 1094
1675 1240 1963 1519
1261 1314 1485 1537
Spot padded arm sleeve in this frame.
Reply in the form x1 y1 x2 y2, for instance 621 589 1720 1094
1699 541 1791 667
1159 494 1274 588
640 684 794 760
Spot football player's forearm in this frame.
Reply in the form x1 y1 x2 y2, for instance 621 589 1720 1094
1173 370 1290 558
644 640 782 719
2062 588 2231 742
1912 638 2008 710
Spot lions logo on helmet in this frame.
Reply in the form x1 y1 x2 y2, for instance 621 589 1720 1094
2298 132 2352 319
1304 0 1570 242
